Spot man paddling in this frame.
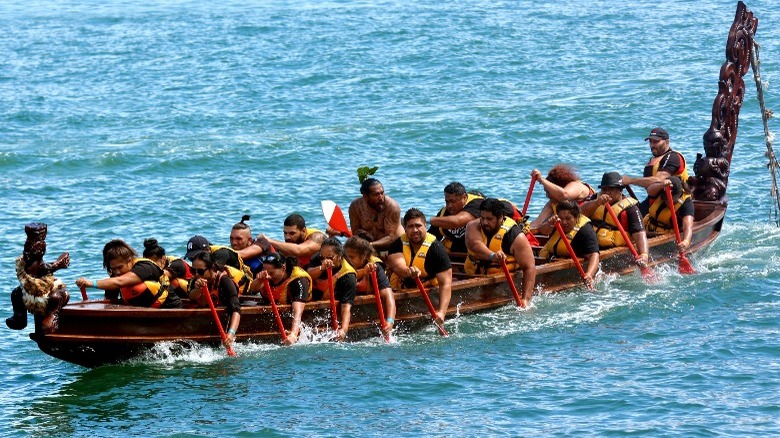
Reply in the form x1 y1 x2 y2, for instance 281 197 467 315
342 178 404 252
264 214 326 268
386 208 453 324
581 172 650 265
229 216 271 276
428 182 485 254
622 127 690 215
464 198 536 307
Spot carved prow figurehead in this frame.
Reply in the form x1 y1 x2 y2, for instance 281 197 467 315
690 1 758 202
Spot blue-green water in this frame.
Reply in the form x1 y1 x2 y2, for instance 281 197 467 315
2 0 780 435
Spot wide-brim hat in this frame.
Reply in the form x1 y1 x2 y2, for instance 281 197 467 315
184 235 211 260
598 171 624 189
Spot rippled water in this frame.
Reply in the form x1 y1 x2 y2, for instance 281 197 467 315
1 0 779 436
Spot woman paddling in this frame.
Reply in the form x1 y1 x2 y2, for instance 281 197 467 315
188 251 242 350
141 238 193 299
529 164 596 236
249 252 312 345
539 200 600 289
344 236 396 337
75 239 182 308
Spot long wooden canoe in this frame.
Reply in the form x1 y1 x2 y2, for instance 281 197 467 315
28 2 758 368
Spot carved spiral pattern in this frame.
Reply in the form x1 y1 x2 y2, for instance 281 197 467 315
692 1 758 202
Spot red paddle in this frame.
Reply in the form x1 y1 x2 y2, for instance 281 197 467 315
663 186 696 274
604 202 658 283
201 284 236 357
500 259 526 308
521 174 537 217
79 285 88 301
326 267 340 331
553 221 594 291
262 278 289 344
413 277 449 337
369 270 390 343
321 200 352 237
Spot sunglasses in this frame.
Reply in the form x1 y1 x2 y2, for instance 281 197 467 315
192 267 208 276
263 253 284 267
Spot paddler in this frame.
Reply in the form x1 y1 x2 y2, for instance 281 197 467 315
188 251 241 350
642 176 694 252
336 178 403 252
229 215 271 276
75 239 182 308
344 236 396 336
464 198 536 307
529 164 596 236
185 235 253 295
580 172 650 265
621 127 690 215
142 238 193 298
428 182 484 254
249 252 312 345
386 208 453 324
306 238 358 341
539 200 600 289
263 213 326 268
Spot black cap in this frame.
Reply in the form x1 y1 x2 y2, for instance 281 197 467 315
184 235 211 260
645 127 669 141
598 172 624 189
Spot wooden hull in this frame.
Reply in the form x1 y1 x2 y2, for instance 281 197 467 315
33 202 726 368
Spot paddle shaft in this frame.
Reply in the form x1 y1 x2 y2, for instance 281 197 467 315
521 175 537 217
413 276 449 337
604 202 655 280
202 284 237 357
79 285 88 301
262 278 289 343
553 221 593 290
500 259 525 308
664 186 695 274
370 270 390 342
326 267 340 331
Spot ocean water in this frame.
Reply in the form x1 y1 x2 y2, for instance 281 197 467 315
1 0 779 436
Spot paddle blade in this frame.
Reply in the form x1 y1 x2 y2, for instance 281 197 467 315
321 200 352 237
639 265 659 284
678 254 695 275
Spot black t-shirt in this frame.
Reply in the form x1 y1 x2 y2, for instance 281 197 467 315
428 198 483 253
675 198 695 225
307 253 358 305
571 223 600 257
217 273 241 316
374 264 391 290
387 236 452 277
643 150 684 177
285 277 310 303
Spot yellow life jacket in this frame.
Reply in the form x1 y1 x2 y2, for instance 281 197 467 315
436 193 484 251
164 255 191 296
356 256 384 294
590 197 639 248
268 266 312 304
464 217 518 275
643 193 691 233
539 215 591 259
645 150 690 203
313 259 357 301
119 258 170 308
210 245 253 292
390 233 439 289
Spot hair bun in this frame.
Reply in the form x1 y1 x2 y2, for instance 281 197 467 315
143 238 159 249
